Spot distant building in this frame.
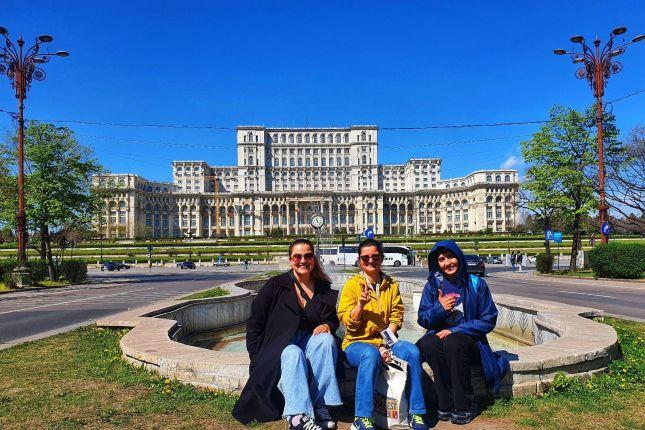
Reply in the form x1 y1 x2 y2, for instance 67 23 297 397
95 125 519 238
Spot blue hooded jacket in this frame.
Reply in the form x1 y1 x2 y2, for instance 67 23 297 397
417 240 509 395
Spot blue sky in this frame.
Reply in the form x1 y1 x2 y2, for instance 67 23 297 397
2 1 644 182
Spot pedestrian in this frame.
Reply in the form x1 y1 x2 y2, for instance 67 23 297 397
337 238 428 430
510 252 516 272
232 238 342 429
516 252 523 272
416 240 509 425
244 259 249 271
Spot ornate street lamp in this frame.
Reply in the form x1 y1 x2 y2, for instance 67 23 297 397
0 26 68 285
554 27 643 244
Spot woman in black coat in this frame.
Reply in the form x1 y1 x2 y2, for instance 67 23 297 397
232 239 342 430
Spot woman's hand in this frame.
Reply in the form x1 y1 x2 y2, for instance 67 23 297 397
379 346 392 363
358 283 370 308
438 289 456 312
312 324 330 335
388 323 399 336
436 329 452 340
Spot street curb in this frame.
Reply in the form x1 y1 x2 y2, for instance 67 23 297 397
536 273 645 284
0 279 142 299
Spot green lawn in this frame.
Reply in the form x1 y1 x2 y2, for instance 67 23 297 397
483 317 645 429
0 319 642 430
181 287 230 300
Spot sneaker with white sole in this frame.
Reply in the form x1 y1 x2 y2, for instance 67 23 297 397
314 406 336 429
287 414 324 430
350 416 375 430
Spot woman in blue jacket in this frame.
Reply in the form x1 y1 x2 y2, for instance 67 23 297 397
416 240 509 425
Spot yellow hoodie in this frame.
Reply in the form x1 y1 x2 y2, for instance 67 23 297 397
337 273 404 350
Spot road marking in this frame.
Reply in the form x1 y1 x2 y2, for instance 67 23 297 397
0 287 155 315
558 290 616 299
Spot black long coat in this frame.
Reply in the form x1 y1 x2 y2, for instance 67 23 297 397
232 271 340 425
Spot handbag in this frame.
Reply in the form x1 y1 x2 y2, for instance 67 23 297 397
373 354 409 429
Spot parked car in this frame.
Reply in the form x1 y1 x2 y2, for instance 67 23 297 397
464 254 486 276
487 256 502 264
100 261 131 271
177 261 196 269
213 260 230 267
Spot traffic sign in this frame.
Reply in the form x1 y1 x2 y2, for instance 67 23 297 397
545 230 554 241
364 227 375 239
601 222 613 236
553 232 563 243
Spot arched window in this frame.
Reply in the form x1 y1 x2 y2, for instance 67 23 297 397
289 134 294 144
272 133 278 143
486 174 492 182
344 133 350 143
335 134 341 143
362 155 367 164
321 134 326 144
486 196 493 203
290 158 295 167
361 131 366 141
313 134 317 143
297 134 302 144
118 178 125 187
321 158 326 167
281 134 286 143
305 134 310 143
314 158 319 167
306 158 311 167
274 157 278 166
329 157 334 166
298 157 303 167
495 175 501 182
345 157 350 165
282 157 287 166
249 155 254 165
504 174 511 182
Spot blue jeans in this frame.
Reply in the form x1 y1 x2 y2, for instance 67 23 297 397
345 340 427 418
278 330 342 417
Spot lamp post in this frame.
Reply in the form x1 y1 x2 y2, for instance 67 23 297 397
554 27 644 244
0 26 68 285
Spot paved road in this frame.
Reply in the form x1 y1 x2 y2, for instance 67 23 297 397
0 265 267 348
388 265 645 321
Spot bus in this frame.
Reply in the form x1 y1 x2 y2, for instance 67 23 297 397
319 245 415 267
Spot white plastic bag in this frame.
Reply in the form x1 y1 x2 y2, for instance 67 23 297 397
373 355 409 429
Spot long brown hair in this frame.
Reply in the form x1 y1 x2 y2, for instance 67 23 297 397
288 238 331 283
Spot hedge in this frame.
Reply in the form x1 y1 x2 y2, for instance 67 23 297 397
59 259 88 283
589 243 645 279
536 254 554 274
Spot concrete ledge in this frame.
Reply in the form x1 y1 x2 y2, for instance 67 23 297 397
97 279 619 398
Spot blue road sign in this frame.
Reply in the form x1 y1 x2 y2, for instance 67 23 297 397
545 230 554 241
601 222 613 236
553 232 563 243
364 227 375 239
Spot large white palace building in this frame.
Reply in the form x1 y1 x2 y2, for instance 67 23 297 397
96 125 519 238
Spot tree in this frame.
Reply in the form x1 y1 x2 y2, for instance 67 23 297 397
521 105 619 270
0 122 104 280
604 125 644 231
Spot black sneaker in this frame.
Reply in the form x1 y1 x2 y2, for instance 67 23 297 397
450 406 479 425
437 409 453 422
287 414 324 430
314 406 336 429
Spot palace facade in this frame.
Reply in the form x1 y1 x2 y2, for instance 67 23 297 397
96 125 519 238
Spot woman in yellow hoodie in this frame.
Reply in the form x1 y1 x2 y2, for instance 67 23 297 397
337 239 428 430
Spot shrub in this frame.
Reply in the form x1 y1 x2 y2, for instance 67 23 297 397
2 271 17 289
588 242 645 279
536 254 554 274
29 260 49 282
59 259 88 283
0 258 17 279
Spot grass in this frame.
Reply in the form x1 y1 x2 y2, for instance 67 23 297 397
0 282 8 292
482 317 645 430
0 319 642 429
548 269 597 279
181 287 230 300
35 280 72 288
0 326 278 430
247 270 284 281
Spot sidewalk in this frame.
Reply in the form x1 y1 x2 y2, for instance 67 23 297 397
492 269 645 286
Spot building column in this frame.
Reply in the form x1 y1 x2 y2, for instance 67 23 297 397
286 204 291 236
295 202 300 235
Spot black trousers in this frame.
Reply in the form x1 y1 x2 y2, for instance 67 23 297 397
417 332 481 411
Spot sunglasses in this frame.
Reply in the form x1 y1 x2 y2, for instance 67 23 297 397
359 254 382 263
291 253 315 262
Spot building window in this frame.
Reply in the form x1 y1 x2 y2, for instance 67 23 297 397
344 133 349 143
505 174 511 182
495 175 501 182
298 157 303 167
305 134 310 143
289 134 294 144
335 134 341 143
281 134 286 143
321 134 325 144
486 174 492 182
290 158 295 167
